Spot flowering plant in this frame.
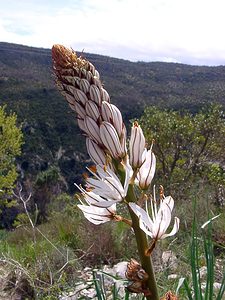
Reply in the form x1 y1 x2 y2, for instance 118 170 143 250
52 45 180 300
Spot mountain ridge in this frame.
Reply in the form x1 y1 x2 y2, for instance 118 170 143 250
0 42 225 191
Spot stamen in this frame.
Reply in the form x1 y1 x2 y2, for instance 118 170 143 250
159 185 165 200
89 165 97 173
82 172 89 180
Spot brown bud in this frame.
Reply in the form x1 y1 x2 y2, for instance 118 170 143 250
126 259 148 282
160 291 179 300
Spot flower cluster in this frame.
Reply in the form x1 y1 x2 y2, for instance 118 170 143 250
52 45 126 162
129 191 180 246
52 45 179 243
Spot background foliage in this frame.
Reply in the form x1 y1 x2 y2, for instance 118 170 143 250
1 42 225 194
139 104 225 196
0 105 23 228
0 42 224 299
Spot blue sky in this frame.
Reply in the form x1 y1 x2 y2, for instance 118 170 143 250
1 0 225 65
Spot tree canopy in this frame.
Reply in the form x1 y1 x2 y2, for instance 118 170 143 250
139 104 225 196
0 105 23 196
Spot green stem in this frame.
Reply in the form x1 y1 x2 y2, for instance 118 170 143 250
126 184 159 300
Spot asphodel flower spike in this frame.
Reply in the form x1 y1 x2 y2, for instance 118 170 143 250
52 44 180 300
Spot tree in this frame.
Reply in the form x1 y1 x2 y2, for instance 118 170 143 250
0 105 23 201
33 166 67 222
139 104 225 195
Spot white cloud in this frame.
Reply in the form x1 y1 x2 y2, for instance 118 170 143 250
1 0 225 65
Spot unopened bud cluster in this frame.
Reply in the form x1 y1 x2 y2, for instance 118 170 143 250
52 45 126 161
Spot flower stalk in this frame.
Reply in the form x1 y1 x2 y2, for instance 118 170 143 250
126 184 159 300
52 44 180 299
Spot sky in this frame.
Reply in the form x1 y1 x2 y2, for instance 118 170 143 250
1 0 225 66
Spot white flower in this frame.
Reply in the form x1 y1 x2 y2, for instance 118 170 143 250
86 164 131 206
129 122 146 169
77 204 116 225
129 195 180 241
75 183 114 207
136 148 156 190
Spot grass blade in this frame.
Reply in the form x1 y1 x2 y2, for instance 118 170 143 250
191 215 203 300
92 271 105 300
216 270 225 300
183 278 193 300
124 289 130 300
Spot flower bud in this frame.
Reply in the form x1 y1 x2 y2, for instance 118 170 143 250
84 116 102 144
74 102 86 119
85 101 100 121
86 138 106 165
137 149 156 190
101 101 123 136
77 118 87 133
129 122 145 169
101 88 110 102
80 78 90 94
100 121 125 159
67 86 88 105
89 84 101 105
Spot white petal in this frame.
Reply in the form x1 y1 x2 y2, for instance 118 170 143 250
92 199 121 208
161 217 180 239
88 62 96 75
77 204 114 225
101 101 113 122
93 76 102 88
88 166 126 200
163 196 174 211
120 126 127 155
64 76 76 85
129 202 154 236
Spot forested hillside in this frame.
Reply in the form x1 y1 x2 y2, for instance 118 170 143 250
1 42 225 192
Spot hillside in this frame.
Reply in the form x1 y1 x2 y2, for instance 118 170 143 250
0 42 225 192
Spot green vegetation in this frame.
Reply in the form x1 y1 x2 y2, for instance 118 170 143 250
0 42 224 299
139 104 225 196
1 42 225 194
0 105 23 194
0 105 23 228
0 190 224 299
